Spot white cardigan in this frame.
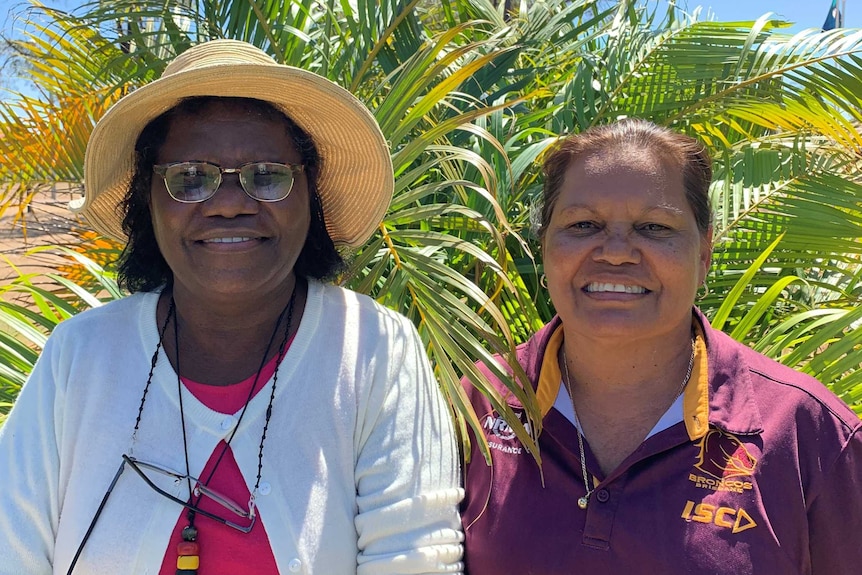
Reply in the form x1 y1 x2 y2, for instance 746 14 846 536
0 281 463 574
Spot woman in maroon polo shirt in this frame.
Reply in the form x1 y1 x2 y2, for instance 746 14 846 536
461 119 862 575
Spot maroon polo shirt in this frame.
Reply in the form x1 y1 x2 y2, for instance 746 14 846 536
461 310 862 575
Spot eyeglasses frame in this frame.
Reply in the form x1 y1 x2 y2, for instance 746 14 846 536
66 454 256 575
153 160 304 203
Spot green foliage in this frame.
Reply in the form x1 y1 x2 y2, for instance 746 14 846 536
0 247 122 426
1 0 860 444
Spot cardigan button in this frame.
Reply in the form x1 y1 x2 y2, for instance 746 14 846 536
220 416 237 431
258 481 272 495
596 489 610 503
288 558 302 572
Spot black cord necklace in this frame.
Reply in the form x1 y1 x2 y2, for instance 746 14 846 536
132 286 297 575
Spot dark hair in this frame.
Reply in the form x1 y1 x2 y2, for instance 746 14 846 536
538 119 713 240
117 96 345 293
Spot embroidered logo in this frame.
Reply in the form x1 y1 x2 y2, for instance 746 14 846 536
682 430 759 533
481 410 532 455
689 428 756 493
680 501 758 533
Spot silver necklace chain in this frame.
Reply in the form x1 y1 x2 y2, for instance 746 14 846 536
561 337 696 510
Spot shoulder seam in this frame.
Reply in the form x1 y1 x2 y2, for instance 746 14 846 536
749 366 860 433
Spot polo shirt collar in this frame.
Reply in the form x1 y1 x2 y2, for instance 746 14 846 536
532 309 763 442
693 309 764 437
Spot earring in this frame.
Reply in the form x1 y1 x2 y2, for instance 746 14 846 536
540 274 548 289
697 280 710 300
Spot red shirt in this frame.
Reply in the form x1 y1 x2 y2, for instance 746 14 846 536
158 346 290 575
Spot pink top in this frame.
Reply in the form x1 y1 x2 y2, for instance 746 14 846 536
158 341 292 575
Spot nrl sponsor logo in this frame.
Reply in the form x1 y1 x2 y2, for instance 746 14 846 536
482 410 533 454
689 428 757 493
488 441 523 455
681 501 757 534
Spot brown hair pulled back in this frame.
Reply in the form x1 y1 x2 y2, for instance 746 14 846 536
538 119 712 240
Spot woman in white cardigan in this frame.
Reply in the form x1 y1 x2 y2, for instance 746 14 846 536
0 40 463 575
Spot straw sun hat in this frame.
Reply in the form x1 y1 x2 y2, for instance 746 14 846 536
73 39 393 248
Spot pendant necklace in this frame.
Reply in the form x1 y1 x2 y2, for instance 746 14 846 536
561 338 695 510
131 286 297 574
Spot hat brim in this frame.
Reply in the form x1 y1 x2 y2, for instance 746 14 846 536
76 60 393 248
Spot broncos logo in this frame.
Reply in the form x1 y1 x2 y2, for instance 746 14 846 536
694 429 757 479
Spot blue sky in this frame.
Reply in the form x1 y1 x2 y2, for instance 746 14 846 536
666 0 858 31
1 0 857 94
2 0 857 33
2 0 856 37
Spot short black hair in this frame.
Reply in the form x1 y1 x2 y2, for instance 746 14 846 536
116 96 345 293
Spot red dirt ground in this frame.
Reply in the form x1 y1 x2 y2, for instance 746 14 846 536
0 187 88 286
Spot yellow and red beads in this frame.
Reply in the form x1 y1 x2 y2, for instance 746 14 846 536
177 526 199 575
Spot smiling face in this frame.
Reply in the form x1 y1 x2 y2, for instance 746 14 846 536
149 100 310 302
542 145 712 344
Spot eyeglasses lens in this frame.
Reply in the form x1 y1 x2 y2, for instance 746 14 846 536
239 163 296 201
164 163 221 202
128 457 252 521
162 162 295 202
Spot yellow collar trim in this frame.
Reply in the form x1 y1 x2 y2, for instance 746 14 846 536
684 322 710 440
536 321 710 440
536 325 566 417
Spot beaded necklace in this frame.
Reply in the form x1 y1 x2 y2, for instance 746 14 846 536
131 287 297 574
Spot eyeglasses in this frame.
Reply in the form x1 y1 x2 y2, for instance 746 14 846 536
124 455 256 530
153 161 304 203
67 454 256 575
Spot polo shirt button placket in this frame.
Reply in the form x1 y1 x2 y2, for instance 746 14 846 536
596 488 610 503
